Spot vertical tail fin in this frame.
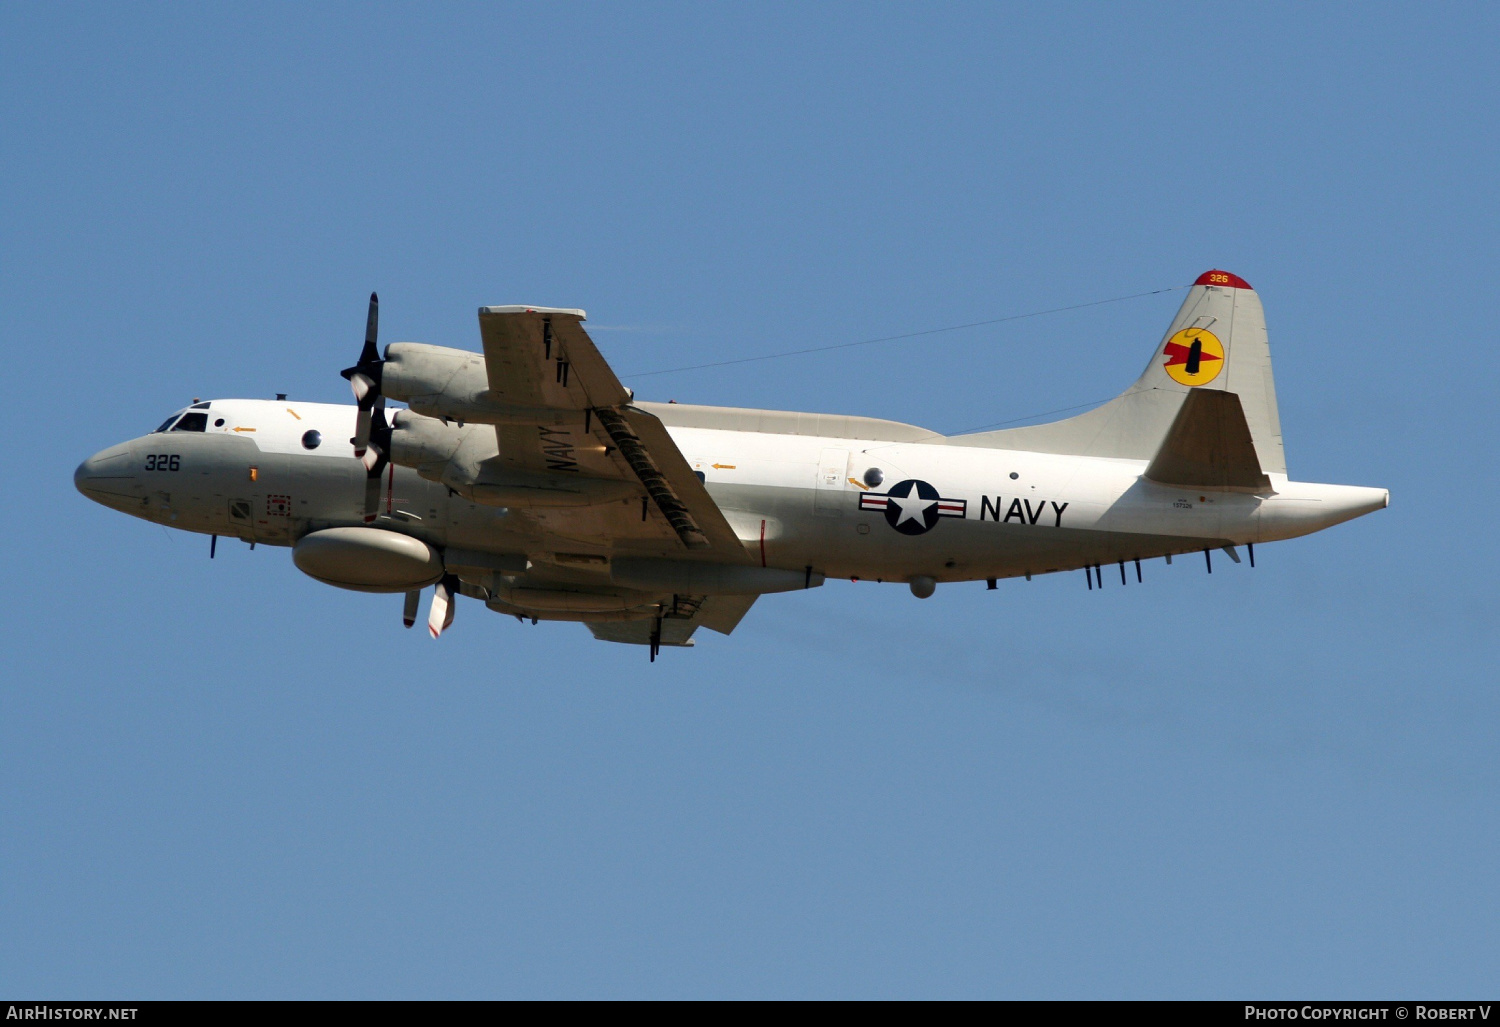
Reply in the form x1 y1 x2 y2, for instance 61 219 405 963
950 270 1287 476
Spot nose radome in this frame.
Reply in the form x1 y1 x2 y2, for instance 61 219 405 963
74 443 134 498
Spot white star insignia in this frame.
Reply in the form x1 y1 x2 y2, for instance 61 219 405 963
887 482 936 526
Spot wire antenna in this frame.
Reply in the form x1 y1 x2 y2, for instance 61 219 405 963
621 283 1189 380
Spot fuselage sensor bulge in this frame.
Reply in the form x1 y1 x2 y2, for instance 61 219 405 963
76 271 1387 659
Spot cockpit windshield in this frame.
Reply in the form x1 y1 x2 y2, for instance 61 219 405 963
171 412 208 432
152 402 213 433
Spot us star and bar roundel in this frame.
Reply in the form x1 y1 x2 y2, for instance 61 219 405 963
858 479 967 535
1162 327 1225 387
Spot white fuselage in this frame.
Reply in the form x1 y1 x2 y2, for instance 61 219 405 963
77 398 1388 587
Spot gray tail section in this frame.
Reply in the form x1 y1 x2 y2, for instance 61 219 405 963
947 270 1287 476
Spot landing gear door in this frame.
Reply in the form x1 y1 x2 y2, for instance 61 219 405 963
813 448 849 517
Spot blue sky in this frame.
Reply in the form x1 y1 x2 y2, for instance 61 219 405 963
3 2 1496 998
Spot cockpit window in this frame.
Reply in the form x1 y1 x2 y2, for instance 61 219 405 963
170 412 208 432
153 415 180 433
190 401 211 410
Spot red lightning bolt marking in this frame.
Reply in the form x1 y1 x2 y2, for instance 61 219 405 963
1163 340 1223 368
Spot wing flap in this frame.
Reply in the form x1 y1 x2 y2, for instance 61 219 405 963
593 406 750 557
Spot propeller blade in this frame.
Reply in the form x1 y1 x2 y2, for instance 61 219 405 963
343 293 385 458
360 401 393 521
402 590 420 628
352 407 372 459
363 473 382 523
360 441 383 473
349 371 375 404
427 585 447 638
428 575 458 639
359 292 380 367
351 386 385 460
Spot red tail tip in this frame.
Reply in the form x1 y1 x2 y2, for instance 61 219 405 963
1195 269 1252 290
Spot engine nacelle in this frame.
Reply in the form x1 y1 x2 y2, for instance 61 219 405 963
381 342 485 415
389 411 637 508
382 342 582 426
387 409 468 481
293 527 444 593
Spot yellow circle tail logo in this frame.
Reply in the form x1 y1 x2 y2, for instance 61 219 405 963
1162 327 1225 386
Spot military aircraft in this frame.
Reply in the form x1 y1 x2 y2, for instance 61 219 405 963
75 270 1387 659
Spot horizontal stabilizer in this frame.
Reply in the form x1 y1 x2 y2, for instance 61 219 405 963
1145 389 1272 492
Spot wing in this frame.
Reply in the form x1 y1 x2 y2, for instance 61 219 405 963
476 306 749 558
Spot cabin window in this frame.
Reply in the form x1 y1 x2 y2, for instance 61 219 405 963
171 412 208 432
301 430 322 450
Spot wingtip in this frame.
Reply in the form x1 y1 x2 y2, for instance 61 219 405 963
1194 269 1253 290
479 305 588 320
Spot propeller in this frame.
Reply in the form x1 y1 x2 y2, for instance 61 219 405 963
427 574 459 639
340 293 392 522
342 293 383 454
402 589 420 629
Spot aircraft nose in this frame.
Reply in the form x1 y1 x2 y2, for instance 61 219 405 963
74 443 134 500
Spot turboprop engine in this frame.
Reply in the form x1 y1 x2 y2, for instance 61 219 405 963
381 343 582 427
387 409 638 508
